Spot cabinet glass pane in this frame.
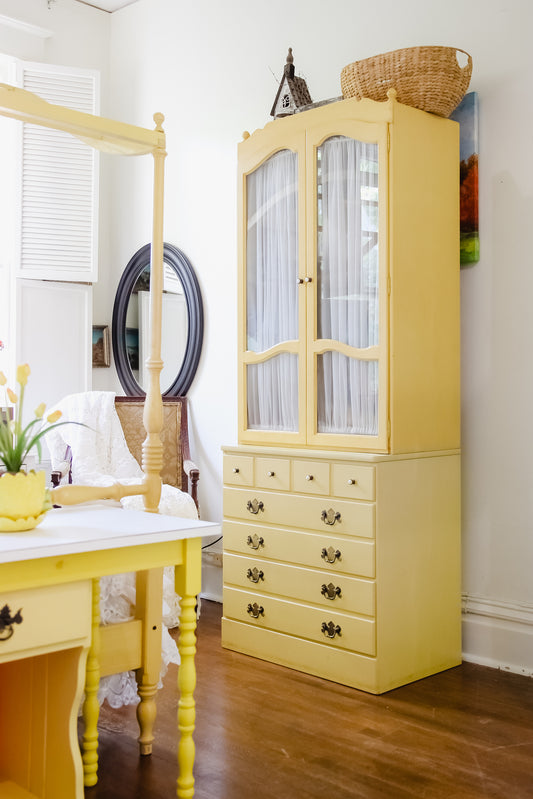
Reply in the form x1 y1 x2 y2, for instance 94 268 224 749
317 352 378 436
317 137 379 348
246 149 299 353
247 354 298 431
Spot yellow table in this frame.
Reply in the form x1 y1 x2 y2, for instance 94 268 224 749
0 505 219 799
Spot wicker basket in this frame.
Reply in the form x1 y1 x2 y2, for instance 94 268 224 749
340 46 472 117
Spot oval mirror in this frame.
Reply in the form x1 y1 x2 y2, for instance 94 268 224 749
112 243 203 396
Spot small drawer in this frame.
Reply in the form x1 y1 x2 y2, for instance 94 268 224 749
0 581 91 663
292 460 330 495
224 487 375 539
223 586 376 656
223 455 254 486
331 463 376 501
224 552 375 616
255 457 290 491
223 521 375 578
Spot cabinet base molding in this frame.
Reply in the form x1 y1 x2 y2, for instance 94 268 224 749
221 617 461 695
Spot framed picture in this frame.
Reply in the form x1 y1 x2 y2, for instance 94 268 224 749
451 91 479 265
92 325 110 368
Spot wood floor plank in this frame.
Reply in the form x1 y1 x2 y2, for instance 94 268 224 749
87 600 533 798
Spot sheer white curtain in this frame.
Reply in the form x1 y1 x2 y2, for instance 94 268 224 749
246 150 299 431
317 136 379 435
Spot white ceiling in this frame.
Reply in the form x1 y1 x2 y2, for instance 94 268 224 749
74 0 139 12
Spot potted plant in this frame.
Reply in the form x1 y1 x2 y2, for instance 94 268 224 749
0 364 74 531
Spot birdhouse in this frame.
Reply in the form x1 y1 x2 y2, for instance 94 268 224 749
270 48 312 119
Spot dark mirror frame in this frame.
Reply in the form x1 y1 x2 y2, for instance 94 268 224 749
112 242 204 397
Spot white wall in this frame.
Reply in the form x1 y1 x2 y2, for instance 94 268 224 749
4 0 533 673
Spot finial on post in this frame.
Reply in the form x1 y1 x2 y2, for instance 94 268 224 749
153 112 165 132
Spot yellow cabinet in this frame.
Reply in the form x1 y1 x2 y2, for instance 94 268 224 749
238 95 460 454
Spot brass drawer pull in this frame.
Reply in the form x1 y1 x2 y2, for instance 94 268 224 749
246 534 265 550
0 604 23 642
321 621 341 639
247 567 265 583
247 602 264 619
321 546 341 564
321 583 341 600
247 498 264 515
321 508 341 526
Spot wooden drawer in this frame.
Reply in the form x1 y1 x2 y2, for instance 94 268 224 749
223 520 375 578
292 459 330 495
223 454 254 486
255 457 290 491
224 552 375 615
331 463 376 501
224 487 375 538
0 581 91 663
223 586 376 656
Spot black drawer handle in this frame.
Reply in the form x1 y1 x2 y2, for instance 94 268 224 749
247 567 265 584
321 546 341 564
321 583 342 600
247 603 264 619
246 534 265 550
321 508 341 526
321 621 342 639
0 604 23 642
247 499 264 515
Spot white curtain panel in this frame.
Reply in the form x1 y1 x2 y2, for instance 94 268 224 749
246 150 299 431
317 136 379 436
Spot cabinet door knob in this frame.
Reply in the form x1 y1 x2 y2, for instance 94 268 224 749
321 546 341 564
305 474 313 481
321 621 341 639
347 478 357 485
232 467 240 473
266 471 275 477
296 277 304 284
304 276 312 283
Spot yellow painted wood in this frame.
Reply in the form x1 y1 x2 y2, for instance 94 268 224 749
292 459 330 495
254 457 290 490
331 463 376 501
99 620 142 676
222 455 254 486
134 568 164 756
0 582 91 662
82 578 101 787
224 552 375 615
0 781 39 798
224 586 376 656
224 486 375 538
223 520 375 578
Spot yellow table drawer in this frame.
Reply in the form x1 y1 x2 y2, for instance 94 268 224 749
223 586 376 656
254 457 290 491
224 552 375 615
292 459 330 495
223 454 254 486
0 581 91 663
223 520 375 578
224 486 375 538
331 463 376 501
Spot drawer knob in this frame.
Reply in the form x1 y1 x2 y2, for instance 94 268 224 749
0 604 23 642
247 498 265 515
297 277 304 284
321 621 342 639
247 567 265 584
347 478 357 485
266 471 275 478
305 474 314 481
247 602 264 619
246 534 265 550
304 276 313 283
321 546 341 564
321 582 342 600
321 508 341 526
232 467 240 473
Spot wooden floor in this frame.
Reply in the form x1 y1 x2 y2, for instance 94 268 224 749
87 600 533 798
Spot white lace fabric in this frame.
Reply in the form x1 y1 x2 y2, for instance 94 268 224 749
45 391 199 707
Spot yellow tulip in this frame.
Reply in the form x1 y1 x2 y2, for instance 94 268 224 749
7 388 17 404
46 410 62 423
16 363 31 387
34 402 46 419
0 371 6 386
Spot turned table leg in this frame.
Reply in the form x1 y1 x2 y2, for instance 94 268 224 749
82 577 101 787
176 592 198 799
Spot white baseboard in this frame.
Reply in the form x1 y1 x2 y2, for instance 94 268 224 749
462 593 533 677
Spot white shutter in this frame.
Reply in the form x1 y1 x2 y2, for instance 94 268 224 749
17 62 100 282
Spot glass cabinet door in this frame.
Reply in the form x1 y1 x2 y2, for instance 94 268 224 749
245 149 300 432
310 131 387 448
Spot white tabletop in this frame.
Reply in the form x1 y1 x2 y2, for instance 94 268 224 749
0 505 220 563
